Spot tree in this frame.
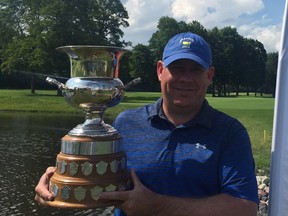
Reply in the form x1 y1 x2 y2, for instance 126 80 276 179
0 0 130 92
208 27 240 96
129 44 159 91
242 38 267 96
207 27 221 96
0 3 18 49
118 51 132 86
208 27 267 97
250 40 267 96
149 16 185 61
187 20 208 39
40 0 129 46
265 52 278 97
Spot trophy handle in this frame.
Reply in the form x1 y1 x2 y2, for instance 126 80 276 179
46 77 66 90
123 77 141 90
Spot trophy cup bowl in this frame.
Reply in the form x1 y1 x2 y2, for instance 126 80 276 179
45 46 134 208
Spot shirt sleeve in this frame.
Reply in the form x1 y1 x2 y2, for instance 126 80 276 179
218 120 259 204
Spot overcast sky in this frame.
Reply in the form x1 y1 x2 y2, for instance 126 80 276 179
120 0 286 53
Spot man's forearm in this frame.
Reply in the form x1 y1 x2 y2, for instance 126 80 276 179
98 170 258 216
152 193 257 216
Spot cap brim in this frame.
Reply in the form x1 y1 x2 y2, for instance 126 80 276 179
163 53 209 70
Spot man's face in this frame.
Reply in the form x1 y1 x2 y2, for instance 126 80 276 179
157 59 214 109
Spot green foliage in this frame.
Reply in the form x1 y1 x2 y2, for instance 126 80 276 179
2 36 51 73
129 44 159 91
149 16 183 60
265 52 278 96
118 51 132 85
208 27 239 96
0 0 130 77
207 27 268 97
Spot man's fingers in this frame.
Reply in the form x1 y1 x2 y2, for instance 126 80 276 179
130 169 141 187
35 184 54 201
34 194 48 206
35 166 56 202
34 179 54 201
46 166 56 177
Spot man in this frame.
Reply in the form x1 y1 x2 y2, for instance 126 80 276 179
35 32 258 216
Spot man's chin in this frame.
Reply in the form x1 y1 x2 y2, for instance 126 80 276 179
173 100 191 107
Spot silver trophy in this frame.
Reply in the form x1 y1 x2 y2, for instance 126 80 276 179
45 46 139 208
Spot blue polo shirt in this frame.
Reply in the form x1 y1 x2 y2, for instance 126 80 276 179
113 98 258 215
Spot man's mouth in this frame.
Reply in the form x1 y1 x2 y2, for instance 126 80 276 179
174 87 194 92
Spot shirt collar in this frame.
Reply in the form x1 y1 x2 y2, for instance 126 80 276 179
148 98 213 128
147 98 164 119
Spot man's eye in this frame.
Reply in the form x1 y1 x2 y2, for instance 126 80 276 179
192 68 204 72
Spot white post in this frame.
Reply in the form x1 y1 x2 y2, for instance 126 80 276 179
269 0 288 215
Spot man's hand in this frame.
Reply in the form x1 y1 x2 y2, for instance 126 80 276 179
34 166 56 205
99 170 162 216
99 169 258 216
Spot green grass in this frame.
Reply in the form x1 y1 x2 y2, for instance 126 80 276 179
0 89 77 113
0 89 274 175
0 90 161 114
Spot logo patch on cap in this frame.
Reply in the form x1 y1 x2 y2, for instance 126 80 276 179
180 38 194 48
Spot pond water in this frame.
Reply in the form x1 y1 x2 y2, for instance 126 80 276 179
0 112 115 216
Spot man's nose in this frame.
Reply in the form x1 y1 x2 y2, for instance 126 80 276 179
178 70 195 80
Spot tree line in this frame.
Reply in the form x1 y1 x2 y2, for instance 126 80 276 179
0 0 278 96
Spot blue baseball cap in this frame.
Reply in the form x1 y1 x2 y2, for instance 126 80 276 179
162 32 212 70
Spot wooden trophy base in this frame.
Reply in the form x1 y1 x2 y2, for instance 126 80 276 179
47 135 130 208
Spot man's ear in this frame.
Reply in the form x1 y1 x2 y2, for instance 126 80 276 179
157 60 165 81
207 66 215 84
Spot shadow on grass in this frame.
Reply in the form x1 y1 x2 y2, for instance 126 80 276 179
209 95 274 99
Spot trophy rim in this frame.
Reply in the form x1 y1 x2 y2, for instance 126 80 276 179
56 45 130 52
